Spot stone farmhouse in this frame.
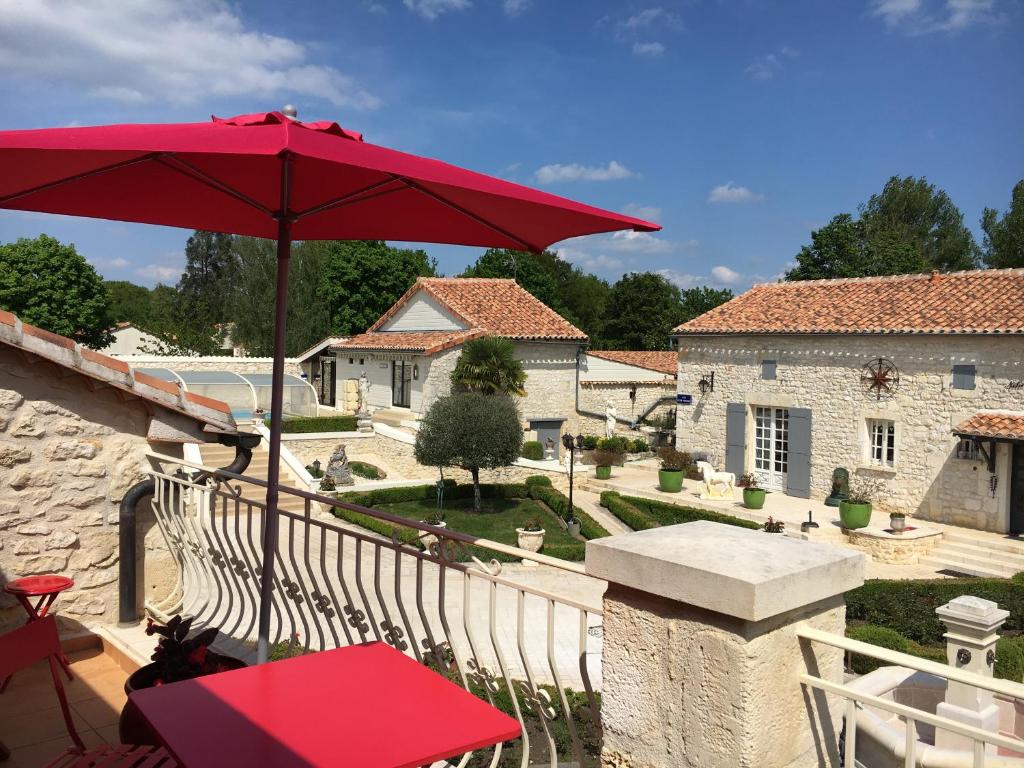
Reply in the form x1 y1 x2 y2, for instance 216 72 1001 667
331 277 588 453
0 309 239 630
673 268 1024 534
578 350 677 429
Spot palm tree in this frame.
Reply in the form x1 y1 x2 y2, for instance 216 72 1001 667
450 335 527 396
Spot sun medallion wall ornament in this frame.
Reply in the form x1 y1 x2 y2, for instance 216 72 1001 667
861 357 900 401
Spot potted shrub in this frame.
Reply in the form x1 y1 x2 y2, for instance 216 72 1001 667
592 448 621 480
657 447 690 493
120 615 245 744
741 474 767 510
839 477 881 530
762 516 785 533
889 511 907 534
516 518 545 553
418 510 447 549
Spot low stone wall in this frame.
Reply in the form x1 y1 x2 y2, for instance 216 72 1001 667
115 355 303 378
846 527 941 564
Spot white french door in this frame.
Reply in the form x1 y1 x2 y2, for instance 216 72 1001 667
753 406 789 492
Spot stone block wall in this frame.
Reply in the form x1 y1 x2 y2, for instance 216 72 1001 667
676 334 1024 530
0 348 183 631
579 381 675 427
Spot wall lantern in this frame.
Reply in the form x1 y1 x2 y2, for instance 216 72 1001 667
698 371 715 396
629 385 637 401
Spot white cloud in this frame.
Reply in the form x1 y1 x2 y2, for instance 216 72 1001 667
657 268 700 290
633 41 665 57
404 0 472 19
745 46 798 81
708 182 765 203
534 160 637 184
365 1 388 13
622 203 662 222
91 256 131 269
0 0 380 109
503 0 531 16
710 265 742 285
136 264 181 282
606 230 675 254
556 246 624 274
871 0 1002 33
622 7 682 30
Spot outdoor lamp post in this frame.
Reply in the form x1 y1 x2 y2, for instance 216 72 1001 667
562 433 585 535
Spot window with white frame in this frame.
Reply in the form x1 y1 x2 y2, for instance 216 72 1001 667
867 419 896 468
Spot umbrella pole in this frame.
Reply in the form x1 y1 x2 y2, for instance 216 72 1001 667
256 158 293 664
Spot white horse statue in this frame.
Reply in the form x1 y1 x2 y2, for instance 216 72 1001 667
696 460 736 500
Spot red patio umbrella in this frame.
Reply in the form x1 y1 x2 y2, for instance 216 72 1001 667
0 108 659 661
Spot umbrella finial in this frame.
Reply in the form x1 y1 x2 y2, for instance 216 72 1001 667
282 104 298 120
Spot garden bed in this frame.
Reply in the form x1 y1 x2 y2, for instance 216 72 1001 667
599 491 760 531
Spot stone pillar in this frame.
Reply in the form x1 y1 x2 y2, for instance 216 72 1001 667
586 520 865 768
935 595 1008 753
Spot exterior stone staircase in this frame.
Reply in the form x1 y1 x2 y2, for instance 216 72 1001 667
198 442 310 514
919 530 1024 579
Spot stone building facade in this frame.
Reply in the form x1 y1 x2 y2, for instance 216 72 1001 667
0 311 238 631
578 350 676 434
673 270 1024 533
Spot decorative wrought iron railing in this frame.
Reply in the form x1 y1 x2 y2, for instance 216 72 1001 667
144 452 604 767
798 626 1024 768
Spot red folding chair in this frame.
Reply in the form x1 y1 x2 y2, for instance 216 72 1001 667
0 616 176 767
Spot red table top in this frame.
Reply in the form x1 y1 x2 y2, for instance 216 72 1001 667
130 641 521 768
4 575 74 596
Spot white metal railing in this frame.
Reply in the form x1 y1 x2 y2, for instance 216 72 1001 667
143 451 604 767
798 626 1024 767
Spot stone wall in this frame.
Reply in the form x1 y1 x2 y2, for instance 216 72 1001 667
579 381 675 428
0 348 186 630
676 334 1024 530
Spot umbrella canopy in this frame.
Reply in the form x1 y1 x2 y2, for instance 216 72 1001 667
0 109 659 662
0 110 657 251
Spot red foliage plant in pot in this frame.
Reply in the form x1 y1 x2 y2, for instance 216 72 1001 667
120 615 246 744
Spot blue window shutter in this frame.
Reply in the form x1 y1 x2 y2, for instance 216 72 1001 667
725 403 747 477
761 360 777 380
952 364 976 390
787 408 812 499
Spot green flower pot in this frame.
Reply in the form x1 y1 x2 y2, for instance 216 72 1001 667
839 500 872 530
658 469 684 493
595 465 612 480
743 487 766 510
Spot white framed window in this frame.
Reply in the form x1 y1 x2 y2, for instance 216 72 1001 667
867 419 896 468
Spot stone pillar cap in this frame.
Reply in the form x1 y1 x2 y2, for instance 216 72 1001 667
936 596 1010 629
586 520 865 622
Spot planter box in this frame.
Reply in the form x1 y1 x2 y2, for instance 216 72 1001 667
839 500 872 530
658 469 684 493
743 488 767 510
595 465 612 480
516 528 545 553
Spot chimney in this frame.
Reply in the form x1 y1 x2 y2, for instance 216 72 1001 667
930 269 941 283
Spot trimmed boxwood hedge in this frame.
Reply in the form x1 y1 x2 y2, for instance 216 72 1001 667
599 492 659 531
273 415 358 433
525 474 552 488
599 491 759 532
521 441 544 460
528 485 610 540
845 578 1024 645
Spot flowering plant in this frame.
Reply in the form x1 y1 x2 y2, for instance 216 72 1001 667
145 615 233 685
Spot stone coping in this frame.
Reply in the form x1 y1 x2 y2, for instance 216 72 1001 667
850 525 942 541
586 520 865 622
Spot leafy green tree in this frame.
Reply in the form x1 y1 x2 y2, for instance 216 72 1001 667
679 286 733 324
0 235 113 348
561 272 610 343
859 176 979 272
601 272 683 350
177 230 237 325
228 237 330 356
141 283 223 356
105 280 152 327
982 180 1024 268
451 336 527 396
786 214 927 281
414 392 523 512
318 240 437 335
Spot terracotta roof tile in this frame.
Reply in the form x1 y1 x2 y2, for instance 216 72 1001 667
367 277 587 342
0 309 15 326
953 411 1024 441
675 269 1024 336
587 350 677 375
185 390 233 415
80 347 130 374
23 323 76 349
133 370 181 396
335 329 484 355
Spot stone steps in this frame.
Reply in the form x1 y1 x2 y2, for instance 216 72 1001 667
943 530 1024 557
918 554 1013 579
198 443 308 513
931 540 1024 570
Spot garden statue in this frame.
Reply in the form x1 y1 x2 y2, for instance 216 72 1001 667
696 460 736 500
544 437 556 460
357 371 371 414
325 444 354 487
824 467 849 507
605 402 617 439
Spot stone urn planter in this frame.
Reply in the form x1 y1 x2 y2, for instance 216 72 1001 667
743 487 767 510
658 469 683 493
566 518 582 537
594 465 612 480
418 519 447 550
889 513 907 533
516 527 545 553
839 500 872 530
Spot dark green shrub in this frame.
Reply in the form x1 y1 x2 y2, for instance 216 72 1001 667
845 578 1024 645
528 485 610 540
1013 571 1024 584
540 542 586 561
996 636 1024 682
600 492 658 531
521 440 545 460
629 438 649 453
846 625 909 674
582 435 599 450
658 447 693 472
273 415 358 433
592 449 622 467
305 464 324 478
597 436 630 454
349 461 383 480
524 475 553 488
628 496 760 530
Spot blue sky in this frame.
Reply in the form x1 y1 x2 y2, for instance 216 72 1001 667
0 0 1020 292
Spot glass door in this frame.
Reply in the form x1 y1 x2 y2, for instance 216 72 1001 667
753 406 789 491
391 361 411 408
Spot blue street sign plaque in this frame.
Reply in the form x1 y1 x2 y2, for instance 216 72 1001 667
676 393 693 405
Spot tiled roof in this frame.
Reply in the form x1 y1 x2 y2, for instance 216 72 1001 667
295 336 348 362
953 411 1024 441
587 350 677 375
367 277 588 342
0 309 236 433
334 329 485 355
674 269 1024 336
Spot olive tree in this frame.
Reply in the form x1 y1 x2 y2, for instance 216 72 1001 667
414 392 523 512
